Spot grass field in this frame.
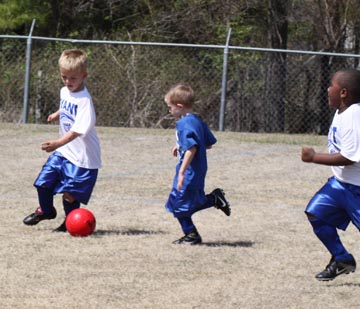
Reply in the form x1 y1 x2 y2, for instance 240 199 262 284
1 123 360 309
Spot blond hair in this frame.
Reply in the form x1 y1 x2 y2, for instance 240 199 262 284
58 49 88 72
165 84 194 108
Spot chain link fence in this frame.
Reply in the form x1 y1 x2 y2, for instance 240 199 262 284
1 35 359 134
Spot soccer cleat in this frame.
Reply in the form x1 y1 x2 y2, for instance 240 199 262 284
23 207 57 226
173 228 202 245
315 255 356 281
211 188 231 216
52 220 67 233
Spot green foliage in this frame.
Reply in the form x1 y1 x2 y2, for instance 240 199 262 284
0 0 359 55
0 0 49 32
287 21 314 48
2 0 360 132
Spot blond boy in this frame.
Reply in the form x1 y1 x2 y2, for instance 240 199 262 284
23 49 101 232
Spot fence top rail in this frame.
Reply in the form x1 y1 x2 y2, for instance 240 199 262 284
1 34 360 58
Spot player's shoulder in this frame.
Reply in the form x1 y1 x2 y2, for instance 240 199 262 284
72 90 93 106
60 86 68 95
182 114 206 131
351 102 360 110
346 103 360 117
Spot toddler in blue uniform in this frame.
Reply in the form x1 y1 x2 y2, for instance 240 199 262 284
164 84 231 245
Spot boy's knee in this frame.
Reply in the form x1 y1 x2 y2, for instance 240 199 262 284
63 192 75 203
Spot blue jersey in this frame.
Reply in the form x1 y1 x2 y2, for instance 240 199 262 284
173 114 216 190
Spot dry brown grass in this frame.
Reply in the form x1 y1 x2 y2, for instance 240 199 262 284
0 123 359 309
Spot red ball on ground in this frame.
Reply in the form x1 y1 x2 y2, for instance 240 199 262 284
65 208 96 237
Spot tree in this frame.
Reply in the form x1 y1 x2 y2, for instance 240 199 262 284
264 0 289 132
0 0 50 34
313 0 358 134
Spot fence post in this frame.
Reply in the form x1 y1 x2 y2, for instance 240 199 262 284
21 19 36 123
218 27 231 131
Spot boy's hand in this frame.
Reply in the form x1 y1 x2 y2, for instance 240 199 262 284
172 146 178 157
47 111 60 122
302 146 315 163
177 173 184 191
41 131 79 153
41 141 59 152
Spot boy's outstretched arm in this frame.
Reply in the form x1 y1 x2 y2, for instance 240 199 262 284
301 146 354 166
177 146 197 191
41 130 81 153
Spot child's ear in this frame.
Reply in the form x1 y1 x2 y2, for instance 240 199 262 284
340 88 348 98
176 103 184 109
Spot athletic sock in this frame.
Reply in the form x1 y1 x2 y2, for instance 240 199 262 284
36 186 55 214
309 218 352 261
63 199 80 216
177 217 195 234
191 193 215 214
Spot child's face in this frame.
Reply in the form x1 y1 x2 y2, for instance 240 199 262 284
60 68 88 92
166 102 185 119
327 75 343 110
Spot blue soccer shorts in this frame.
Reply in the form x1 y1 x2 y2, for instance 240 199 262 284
305 176 360 231
34 151 98 205
165 188 211 218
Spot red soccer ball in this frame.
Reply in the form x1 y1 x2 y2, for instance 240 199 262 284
65 208 96 237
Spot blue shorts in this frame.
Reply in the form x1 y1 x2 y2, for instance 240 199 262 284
305 176 360 230
165 188 207 218
34 152 98 205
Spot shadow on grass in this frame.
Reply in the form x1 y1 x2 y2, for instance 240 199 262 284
331 282 360 288
91 230 254 248
200 241 254 248
93 228 166 237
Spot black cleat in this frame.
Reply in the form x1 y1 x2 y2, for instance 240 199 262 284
23 207 57 226
173 228 202 245
53 220 67 233
315 255 356 281
211 188 231 216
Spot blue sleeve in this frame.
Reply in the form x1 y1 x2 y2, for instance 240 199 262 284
178 128 198 151
203 122 217 146
176 115 216 151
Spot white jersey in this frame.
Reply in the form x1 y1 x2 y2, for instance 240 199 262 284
328 103 360 186
57 86 101 169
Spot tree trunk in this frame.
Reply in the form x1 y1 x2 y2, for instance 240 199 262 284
264 0 289 132
50 0 59 37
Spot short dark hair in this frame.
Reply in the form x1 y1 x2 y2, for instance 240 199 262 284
336 68 360 101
